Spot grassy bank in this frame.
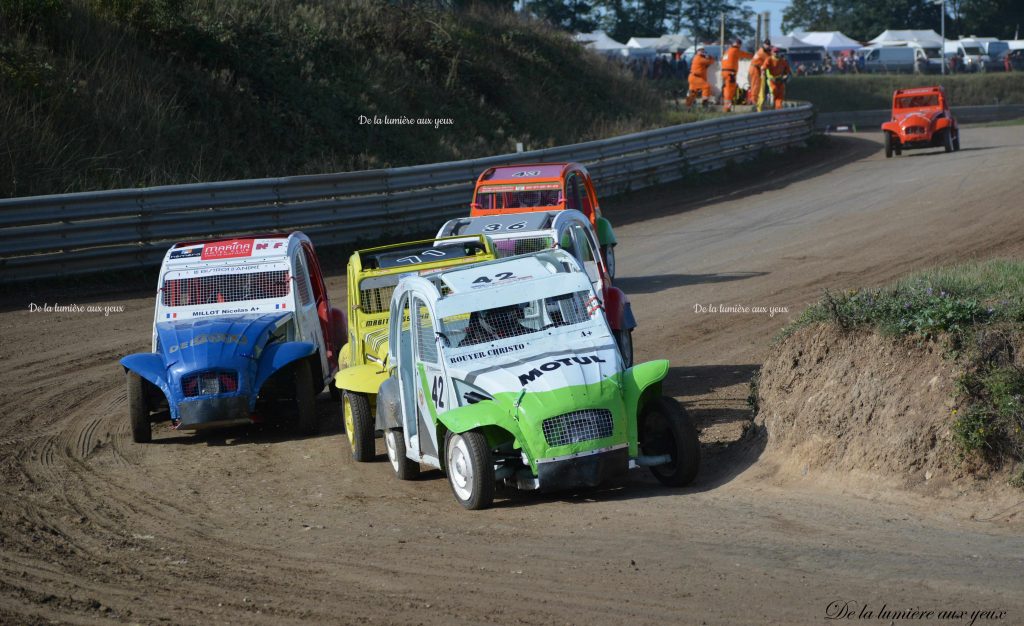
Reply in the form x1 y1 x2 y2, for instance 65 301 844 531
787 73 1024 112
779 259 1024 483
1 1 664 198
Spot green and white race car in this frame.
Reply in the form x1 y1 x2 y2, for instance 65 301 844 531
374 249 699 510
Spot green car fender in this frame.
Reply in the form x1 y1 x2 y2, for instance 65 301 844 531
620 359 669 455
595 217 617 247
334 362 386 396
435 400 527 455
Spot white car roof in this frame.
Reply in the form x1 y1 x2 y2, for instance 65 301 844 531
161 233 302 273
437 210 591 240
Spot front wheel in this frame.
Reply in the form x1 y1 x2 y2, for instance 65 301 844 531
953 130 961 151
614 328 634 368
943 128 954 153
343 391 375 461
385 428 420 480
601 244 616 280
640 397 700 487
445 431 494 510
127 372 151 443
884 132 894 158
294 360 317 435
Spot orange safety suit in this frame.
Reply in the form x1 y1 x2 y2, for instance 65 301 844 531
762 55 792 109
747 47 770 104
721 44 753 111
685 53 716 107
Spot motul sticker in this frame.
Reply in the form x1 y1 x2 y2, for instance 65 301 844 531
202 239 254 260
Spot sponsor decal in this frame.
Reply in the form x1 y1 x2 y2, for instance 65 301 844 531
510 170 541 177
253 240 286 254
517 354 606 386
448 343 526 365
478 183 561 194
167 333 249 354
170 247 201 260
202 239 254 260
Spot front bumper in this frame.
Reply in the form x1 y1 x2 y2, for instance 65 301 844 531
176 395 251 430
535 444 629 491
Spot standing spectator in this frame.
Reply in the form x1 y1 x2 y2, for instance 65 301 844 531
1005 52 1013 72
855 52 865 73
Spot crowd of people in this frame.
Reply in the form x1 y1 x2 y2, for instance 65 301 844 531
623 54 689 80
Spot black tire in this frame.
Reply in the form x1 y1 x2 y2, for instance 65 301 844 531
953 129 961 151
294 360 317 436
601 244 617 280
343 391 374 461
384 428 420 480
943 128 954 153
127 372 151 443
444 431 494 510
640 397 700 487
328 379 341 401
614 328 634 369
884 132 894 158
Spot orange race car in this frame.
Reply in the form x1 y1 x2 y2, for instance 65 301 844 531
881 86 961 158
470 162 619 277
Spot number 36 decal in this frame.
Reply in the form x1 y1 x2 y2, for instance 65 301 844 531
483 221 526 232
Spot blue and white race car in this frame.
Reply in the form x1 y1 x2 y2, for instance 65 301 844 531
120 232 345 442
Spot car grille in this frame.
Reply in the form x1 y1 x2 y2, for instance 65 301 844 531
904 126 926 135
182 371 238 397
542 409 614 447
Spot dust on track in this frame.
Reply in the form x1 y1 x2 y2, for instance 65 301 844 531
1 127 1023 624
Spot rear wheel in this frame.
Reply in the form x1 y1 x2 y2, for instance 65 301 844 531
294 360 317 435
614 328 634 368
445 431 494 510
127 372 151 443
343 391 374 461
640 397 700 487
884 132 894 158
385 429 420 480
943 128 954 153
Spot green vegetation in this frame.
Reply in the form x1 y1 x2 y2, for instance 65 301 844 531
788 74 1024 113
780 259 1024 481
1 0 664 198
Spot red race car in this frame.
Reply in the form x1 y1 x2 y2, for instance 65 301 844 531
881 86 961 158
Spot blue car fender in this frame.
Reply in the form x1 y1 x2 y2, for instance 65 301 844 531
120 353 172 402
254 341 318 393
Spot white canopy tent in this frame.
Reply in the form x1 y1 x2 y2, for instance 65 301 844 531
626 34 693 53
789 31 862 52
869 30 944 46
575 31 628 58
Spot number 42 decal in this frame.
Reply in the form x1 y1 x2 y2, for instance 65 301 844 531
472 271 515 284
430 376 446 409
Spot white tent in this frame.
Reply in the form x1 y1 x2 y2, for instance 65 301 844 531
627 34 693 53
869 30 944 46
575 31 626 50
789 31 862 52
770 34 823 52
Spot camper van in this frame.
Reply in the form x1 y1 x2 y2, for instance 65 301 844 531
861 46 930 73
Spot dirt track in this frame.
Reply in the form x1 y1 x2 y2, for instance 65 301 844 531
1 127 1023 625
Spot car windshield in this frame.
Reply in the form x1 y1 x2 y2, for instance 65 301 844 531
963 46 984 56
162 267 290 306
475 185 562 210
492 235 555 258
440 290 596 348
896 95 939 108
921 48 941 58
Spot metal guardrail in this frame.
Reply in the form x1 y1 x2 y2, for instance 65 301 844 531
0 103 813 282
816 103 1024 130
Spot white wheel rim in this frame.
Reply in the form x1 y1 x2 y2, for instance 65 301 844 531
606 247 616 276
385 430 399 472
448 436 474 502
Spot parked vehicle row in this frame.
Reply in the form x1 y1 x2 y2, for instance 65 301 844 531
120 162 700 510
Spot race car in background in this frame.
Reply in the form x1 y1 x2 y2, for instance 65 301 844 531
881 86 961 158
470 162 619 278
120 232 345 442
375 249 700 510
334 236 497 461
436 210 637 367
